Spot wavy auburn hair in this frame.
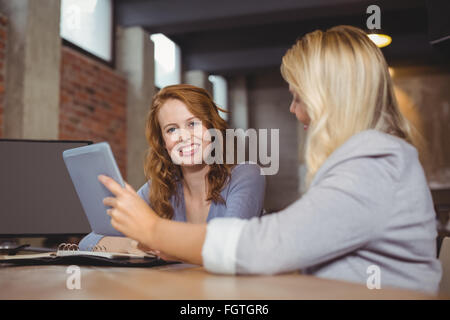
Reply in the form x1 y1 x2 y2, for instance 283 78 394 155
144 84 233 219
281 25 423 189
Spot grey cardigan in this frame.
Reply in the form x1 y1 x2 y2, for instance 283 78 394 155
202 130 442 294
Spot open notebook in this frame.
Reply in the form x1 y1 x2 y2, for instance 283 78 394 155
0 243 179 267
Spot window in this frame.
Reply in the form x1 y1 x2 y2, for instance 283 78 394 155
60 0 113 63
150 33 181 89
209 75 228 121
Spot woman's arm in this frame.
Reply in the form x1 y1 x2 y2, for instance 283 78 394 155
80 234 152 254
96 236 138 253
99 174 206 264
79 182 152 253
147 219 206 264
78 232 105 251
204 155 394 275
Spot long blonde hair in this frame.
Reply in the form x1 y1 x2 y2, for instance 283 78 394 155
281 25 422 188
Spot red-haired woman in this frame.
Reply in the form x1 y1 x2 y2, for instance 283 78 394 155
79 84 265 255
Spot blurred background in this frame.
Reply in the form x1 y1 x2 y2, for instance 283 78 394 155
0 0 448 240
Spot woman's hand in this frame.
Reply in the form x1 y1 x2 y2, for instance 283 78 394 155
96 236 140 254
98 174 207 265
134 241 179 261
96 236 158 257
98 175 160 250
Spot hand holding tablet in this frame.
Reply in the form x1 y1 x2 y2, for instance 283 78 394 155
63 142 126 236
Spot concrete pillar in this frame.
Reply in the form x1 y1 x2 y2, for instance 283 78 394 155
228 76 249 130
247 70 300 211
116 26 155 189
0 0 61 139
184 70 213 95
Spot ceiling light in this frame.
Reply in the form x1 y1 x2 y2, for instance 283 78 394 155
367 33 392 48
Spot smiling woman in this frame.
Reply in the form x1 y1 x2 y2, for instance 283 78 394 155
78 84 266 254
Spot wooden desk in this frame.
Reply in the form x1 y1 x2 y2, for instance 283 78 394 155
0 263 443 300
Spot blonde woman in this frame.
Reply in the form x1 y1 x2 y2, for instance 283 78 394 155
99 26 442 294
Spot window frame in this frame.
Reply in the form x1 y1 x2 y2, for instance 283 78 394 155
60 0 116 68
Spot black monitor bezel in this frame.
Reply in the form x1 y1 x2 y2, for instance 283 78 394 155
0 138 94 238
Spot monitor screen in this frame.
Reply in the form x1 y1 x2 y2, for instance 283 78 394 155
0 139 92 236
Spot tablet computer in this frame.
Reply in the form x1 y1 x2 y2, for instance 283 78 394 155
63 142 124 237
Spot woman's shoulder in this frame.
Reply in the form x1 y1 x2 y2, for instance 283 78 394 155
313 130 418 184
351 129 416 151
215 163 265 217
227 162 265 190
231 162 264 179
231 162 262 175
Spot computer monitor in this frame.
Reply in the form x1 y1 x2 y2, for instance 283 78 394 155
0 139 92 237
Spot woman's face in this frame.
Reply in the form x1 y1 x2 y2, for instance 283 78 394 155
158 98 211 166
289 85 310 129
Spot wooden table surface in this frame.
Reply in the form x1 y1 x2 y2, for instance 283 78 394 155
0 263 444 300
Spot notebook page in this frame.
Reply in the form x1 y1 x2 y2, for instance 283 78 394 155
0 252 56 260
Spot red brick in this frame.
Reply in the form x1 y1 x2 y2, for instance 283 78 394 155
0 15 8 26
60 45 127 176
0 29 6 41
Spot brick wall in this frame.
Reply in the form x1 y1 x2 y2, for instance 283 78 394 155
59 46 128 177
392 66 450 189
0 14 7 138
